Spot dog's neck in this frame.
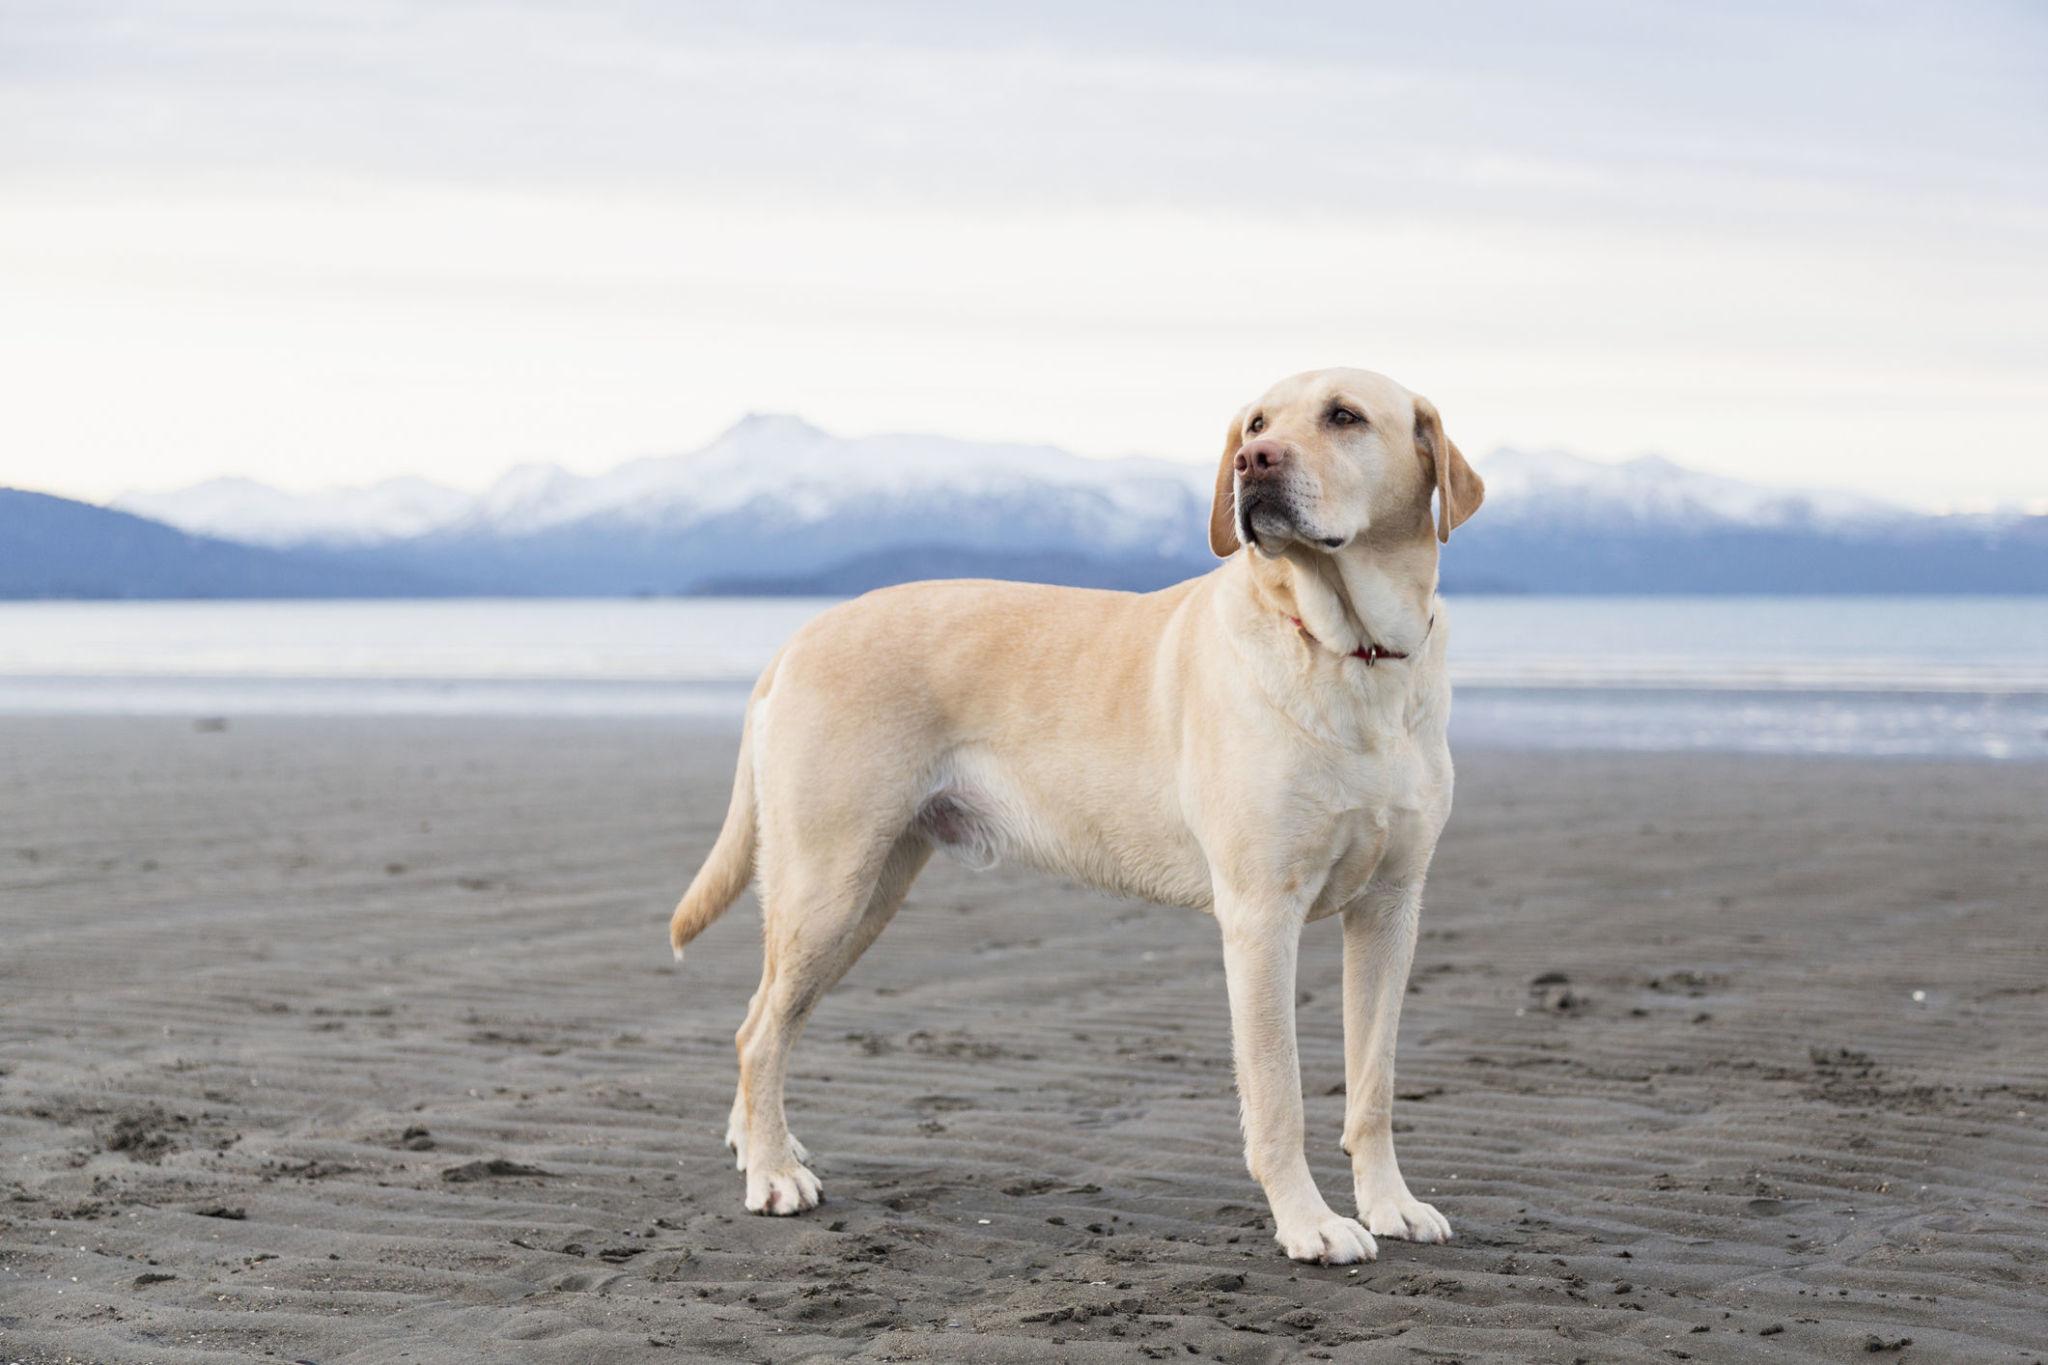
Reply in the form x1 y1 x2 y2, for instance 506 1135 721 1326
1240 531 1438 661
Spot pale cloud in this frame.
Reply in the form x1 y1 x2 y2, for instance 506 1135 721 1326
1 0 2043 505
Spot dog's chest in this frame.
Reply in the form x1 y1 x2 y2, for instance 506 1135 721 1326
1300 743 1443 921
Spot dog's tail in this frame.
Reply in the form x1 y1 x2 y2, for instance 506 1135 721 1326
668 695 763 963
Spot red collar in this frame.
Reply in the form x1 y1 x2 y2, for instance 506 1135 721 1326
1287 615 1415 667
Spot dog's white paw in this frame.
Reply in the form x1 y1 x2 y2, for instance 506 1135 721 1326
744 1159 822 1216
724 1118 807 1172
1275 1210 1377 1265
1359 1190 1452 1243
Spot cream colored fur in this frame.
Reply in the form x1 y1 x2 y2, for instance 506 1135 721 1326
669 367 1484 1263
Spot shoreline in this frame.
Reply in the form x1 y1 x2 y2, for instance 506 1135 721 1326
1 693 2043 764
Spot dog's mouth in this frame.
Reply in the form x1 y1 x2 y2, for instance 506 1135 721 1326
1238 486 1346 555
1237 488 1291 555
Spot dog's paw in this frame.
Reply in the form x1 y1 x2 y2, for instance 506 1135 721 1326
1360 1192 1452 1244
1275 1211 1377 1265
745 1159 822 1216
725 1119 807 1172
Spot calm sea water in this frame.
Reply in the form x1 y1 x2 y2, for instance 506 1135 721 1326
2 596 2044 759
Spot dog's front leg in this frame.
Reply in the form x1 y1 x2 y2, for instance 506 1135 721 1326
1216 893 1377 1265
1341 884 1452 1243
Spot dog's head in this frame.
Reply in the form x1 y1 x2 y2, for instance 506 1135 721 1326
1207 368 1483 558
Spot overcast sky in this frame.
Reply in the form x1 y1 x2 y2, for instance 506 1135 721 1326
4 1 2044 508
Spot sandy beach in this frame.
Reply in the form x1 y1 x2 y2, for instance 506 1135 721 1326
2 715 2044 1363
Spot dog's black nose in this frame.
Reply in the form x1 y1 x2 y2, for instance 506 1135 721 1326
1234 439 1289 479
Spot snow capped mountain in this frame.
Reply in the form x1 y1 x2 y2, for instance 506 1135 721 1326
100 416 1221 594
93 419 2047 596
113 415 1214 554
114 421 1925 554
1479 449 1906 530
469 463 587 535
445 414 1208 542
115 475 473 548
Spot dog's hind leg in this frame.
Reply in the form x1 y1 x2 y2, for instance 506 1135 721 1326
735 829 930 1214
726 832 930 1171
724 966 794 1169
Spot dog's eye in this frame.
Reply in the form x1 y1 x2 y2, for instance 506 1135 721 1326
1329 407 1364 427
1246 414 1265 435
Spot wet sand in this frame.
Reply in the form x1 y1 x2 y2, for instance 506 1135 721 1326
2 716 2044 1362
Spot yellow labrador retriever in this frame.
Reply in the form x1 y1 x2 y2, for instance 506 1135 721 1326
670 367 1483 1264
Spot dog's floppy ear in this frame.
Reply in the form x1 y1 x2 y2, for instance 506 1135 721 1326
1413 395 1484 543
1207 406 1248 557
